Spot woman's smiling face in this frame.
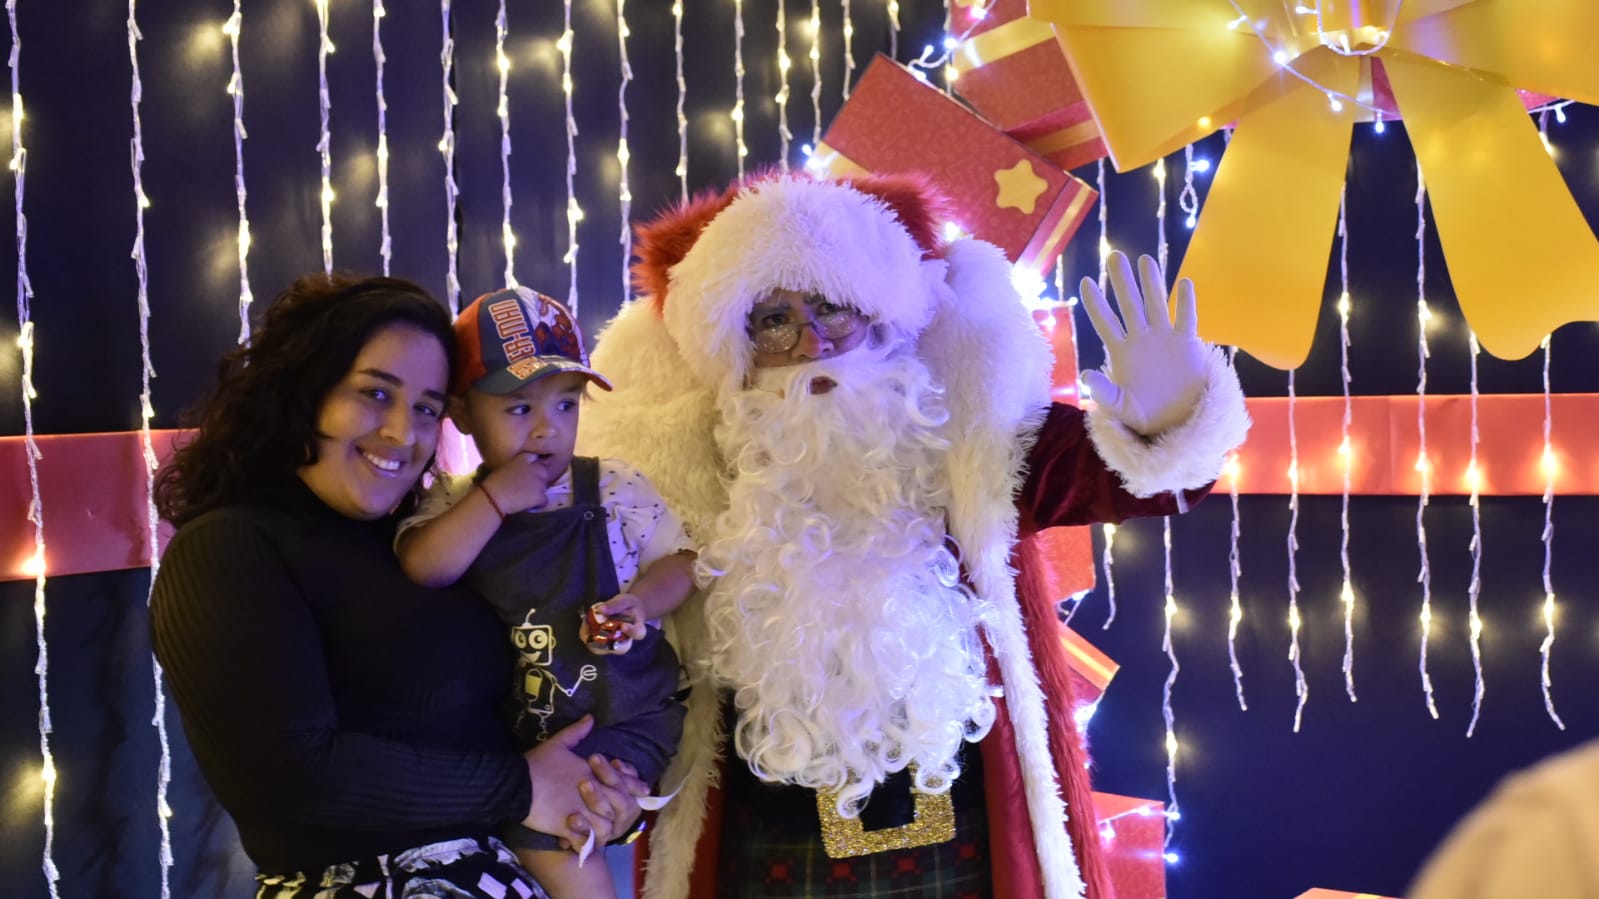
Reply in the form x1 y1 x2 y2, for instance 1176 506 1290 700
296 323 449 520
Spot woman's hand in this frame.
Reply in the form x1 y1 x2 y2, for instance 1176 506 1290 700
565 755 649 843
521 716 612 847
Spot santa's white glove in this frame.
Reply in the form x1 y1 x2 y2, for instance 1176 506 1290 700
1079 251 1207 438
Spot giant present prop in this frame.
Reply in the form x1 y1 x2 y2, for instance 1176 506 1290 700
953 0 1109 170
1062 621 1118 707
1029 0 1599 370
814 54 1097 277
1094 792 1166 899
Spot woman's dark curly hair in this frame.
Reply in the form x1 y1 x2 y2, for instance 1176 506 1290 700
155 273 456 527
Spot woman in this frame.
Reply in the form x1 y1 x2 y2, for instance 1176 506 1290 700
151 273 643 897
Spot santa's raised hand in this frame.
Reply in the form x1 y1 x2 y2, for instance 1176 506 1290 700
1079 251 1208 437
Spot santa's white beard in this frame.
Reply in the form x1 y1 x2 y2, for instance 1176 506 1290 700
700 343 996 813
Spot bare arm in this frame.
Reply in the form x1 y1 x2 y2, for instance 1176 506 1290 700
396 484 506 587
625 549 697 620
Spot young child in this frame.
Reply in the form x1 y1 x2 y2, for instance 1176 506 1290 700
397 286 695 899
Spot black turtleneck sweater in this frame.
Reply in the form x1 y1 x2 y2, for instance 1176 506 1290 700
150 479 531 874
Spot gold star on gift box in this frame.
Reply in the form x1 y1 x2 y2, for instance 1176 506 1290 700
993 159 1047 214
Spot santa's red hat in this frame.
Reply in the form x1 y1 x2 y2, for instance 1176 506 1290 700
630 171 956 391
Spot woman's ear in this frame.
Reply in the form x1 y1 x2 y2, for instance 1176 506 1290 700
447 395 474 435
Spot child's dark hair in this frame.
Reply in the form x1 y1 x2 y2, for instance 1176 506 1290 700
155 273 455 527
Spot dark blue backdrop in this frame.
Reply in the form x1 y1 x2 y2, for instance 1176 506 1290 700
1 2 1596 897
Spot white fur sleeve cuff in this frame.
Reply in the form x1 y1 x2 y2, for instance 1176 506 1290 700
1085 345 1250 499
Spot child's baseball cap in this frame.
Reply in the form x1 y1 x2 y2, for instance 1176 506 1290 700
451 286 613 397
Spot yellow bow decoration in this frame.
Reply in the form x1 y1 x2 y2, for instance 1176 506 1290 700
1029 0 1599 369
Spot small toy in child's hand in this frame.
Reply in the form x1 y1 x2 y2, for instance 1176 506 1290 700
584 606 635 650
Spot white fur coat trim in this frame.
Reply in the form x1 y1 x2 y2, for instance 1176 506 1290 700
921 238 1085 899
1086 344 1250 498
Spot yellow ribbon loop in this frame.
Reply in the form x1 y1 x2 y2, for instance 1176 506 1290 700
1031 0 1599 369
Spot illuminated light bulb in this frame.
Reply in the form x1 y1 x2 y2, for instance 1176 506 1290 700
1098 237 1112 260
1374 115 1386 134
944 65 959 83
1165 733 1178 757
1184 214 1196 229
1417 302 1433 324
1469 610 1483 639
1337 291 1351 317
1103 523 1117 538
1541 446 1558 477
321 185 336 204
1555 105 1568 124
942 36 957 51
1164 852 1180 865
1190 157 1211 173
1228 596 1242 624
1227 14 1248 29
1337 436 1351 459
1340 581 1354 605
1328 94 1343 113
1414 454 1430 475
1224 456 1241 481
1272 49 1289 66
21 549 46 578
942 221 965 242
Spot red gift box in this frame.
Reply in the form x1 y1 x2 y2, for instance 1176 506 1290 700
952 0 1108 171
1094 792 1166 899
1062 620 1117 707
1034 301 1082 405
815 54 1097 277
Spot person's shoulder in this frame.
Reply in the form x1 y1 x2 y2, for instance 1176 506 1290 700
163 502 292 564
596 457 652 487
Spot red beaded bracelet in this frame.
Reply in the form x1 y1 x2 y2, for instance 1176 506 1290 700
479 483 508 521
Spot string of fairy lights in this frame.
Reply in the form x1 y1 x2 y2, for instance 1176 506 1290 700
1287 366 1307 732
558 0 580 313
8 5 1599 893
494 0 515 288
732 0 747 178
1536 110 1565 731
616 0 632 299
439 0 460 312
1152 153 1183 859
1337 189 1356 703
672 1 687 199
1096 158 1118 630
373 0 391 275
222 2 251 340
1415 167 1439 720
9 2 55 893
126 5 172 894
775 0 792 170
313 0 333 274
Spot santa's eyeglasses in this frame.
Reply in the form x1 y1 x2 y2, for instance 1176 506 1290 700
747 298 865 354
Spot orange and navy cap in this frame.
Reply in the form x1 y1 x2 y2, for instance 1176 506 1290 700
450 287 613 397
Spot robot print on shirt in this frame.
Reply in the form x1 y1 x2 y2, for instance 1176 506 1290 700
511 610 596 738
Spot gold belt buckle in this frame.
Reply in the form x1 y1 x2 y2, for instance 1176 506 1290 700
815 769 956 858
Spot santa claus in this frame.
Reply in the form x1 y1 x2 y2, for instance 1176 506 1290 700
579 173 1249 899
